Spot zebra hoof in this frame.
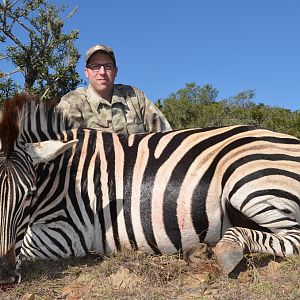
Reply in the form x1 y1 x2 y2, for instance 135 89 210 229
214 241 244 274
183 243 208 264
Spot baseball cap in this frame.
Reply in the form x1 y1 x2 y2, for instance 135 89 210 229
85 44 116 66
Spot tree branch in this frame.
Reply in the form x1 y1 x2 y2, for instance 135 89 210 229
63 6 78 22
0 67 21 77
5 0 21 11
40 75 60 100
0 54 10 60
4 6 36 36
1 25 26 49
1 1 26 49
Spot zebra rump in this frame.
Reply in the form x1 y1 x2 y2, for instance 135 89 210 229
0 94 300 284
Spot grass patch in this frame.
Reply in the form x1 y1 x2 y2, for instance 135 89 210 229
1 248 300 299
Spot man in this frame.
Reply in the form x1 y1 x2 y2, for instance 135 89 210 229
57 44 172 134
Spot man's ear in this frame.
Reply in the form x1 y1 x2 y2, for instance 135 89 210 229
115 66 118 77
84 67 89 79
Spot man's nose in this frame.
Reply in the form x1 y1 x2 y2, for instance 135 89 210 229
98 65 106 74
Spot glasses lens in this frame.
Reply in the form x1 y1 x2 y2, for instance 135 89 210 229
88 63 115 71
103 63 114 70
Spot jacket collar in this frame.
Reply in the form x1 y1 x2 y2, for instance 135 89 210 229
87 84 127 108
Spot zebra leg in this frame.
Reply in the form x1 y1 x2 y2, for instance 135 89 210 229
214 234 244 274
215 227 300 274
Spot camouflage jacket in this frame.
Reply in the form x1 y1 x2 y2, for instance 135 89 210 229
57 84 172 134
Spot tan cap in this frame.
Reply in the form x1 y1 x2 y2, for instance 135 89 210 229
85 44 116 65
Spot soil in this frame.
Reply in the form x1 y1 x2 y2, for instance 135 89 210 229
1 248 300 300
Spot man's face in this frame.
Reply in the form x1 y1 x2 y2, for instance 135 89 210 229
84 52 118 98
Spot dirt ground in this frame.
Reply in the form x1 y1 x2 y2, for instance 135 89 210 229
1 247 300 300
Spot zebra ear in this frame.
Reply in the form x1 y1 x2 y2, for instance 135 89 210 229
25 140 78 165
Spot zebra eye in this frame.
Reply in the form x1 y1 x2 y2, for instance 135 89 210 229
26 188 37 200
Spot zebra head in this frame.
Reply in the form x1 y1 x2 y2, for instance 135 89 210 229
0 95 77 284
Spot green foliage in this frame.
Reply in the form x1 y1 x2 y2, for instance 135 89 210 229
162 83 219 129
159 83 300 138
0 0 82 101
0 77 20 100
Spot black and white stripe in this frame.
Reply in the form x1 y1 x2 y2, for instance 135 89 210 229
22 125 300 260
1 96 300 276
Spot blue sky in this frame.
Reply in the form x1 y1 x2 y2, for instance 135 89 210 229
3 0 300 111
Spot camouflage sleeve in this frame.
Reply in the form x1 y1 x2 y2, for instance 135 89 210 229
56 91 85 127
141 92 172 133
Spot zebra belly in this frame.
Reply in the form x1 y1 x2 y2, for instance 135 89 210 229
95 195 223 256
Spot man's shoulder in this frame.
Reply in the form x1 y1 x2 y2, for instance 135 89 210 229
114 84 145 96
61 87 87 102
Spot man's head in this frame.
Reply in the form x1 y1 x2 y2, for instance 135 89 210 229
84 44 118 100
85 44 116 66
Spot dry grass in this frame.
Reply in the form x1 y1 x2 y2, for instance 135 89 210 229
1 247 300 300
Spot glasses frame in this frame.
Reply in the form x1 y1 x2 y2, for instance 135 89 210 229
87 63 116 72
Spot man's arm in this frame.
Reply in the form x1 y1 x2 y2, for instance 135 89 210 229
141 93 172 133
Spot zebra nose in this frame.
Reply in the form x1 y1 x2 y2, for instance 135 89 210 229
0 266 18 285
0 247 19 285
0 269 20 285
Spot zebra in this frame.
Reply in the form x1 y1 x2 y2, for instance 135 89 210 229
0 94 300 284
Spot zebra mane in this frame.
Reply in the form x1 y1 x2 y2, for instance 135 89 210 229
0 94 73 158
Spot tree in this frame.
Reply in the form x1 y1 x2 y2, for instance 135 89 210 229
0 0 82 101
221 89 256 109
161 82 300 137
0 77 20 99
159 83 219 129
218 89 257 125
169 82 218 105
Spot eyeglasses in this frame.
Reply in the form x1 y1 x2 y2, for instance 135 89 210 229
87 63 115 72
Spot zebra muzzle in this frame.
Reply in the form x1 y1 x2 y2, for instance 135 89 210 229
0 246 21 285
